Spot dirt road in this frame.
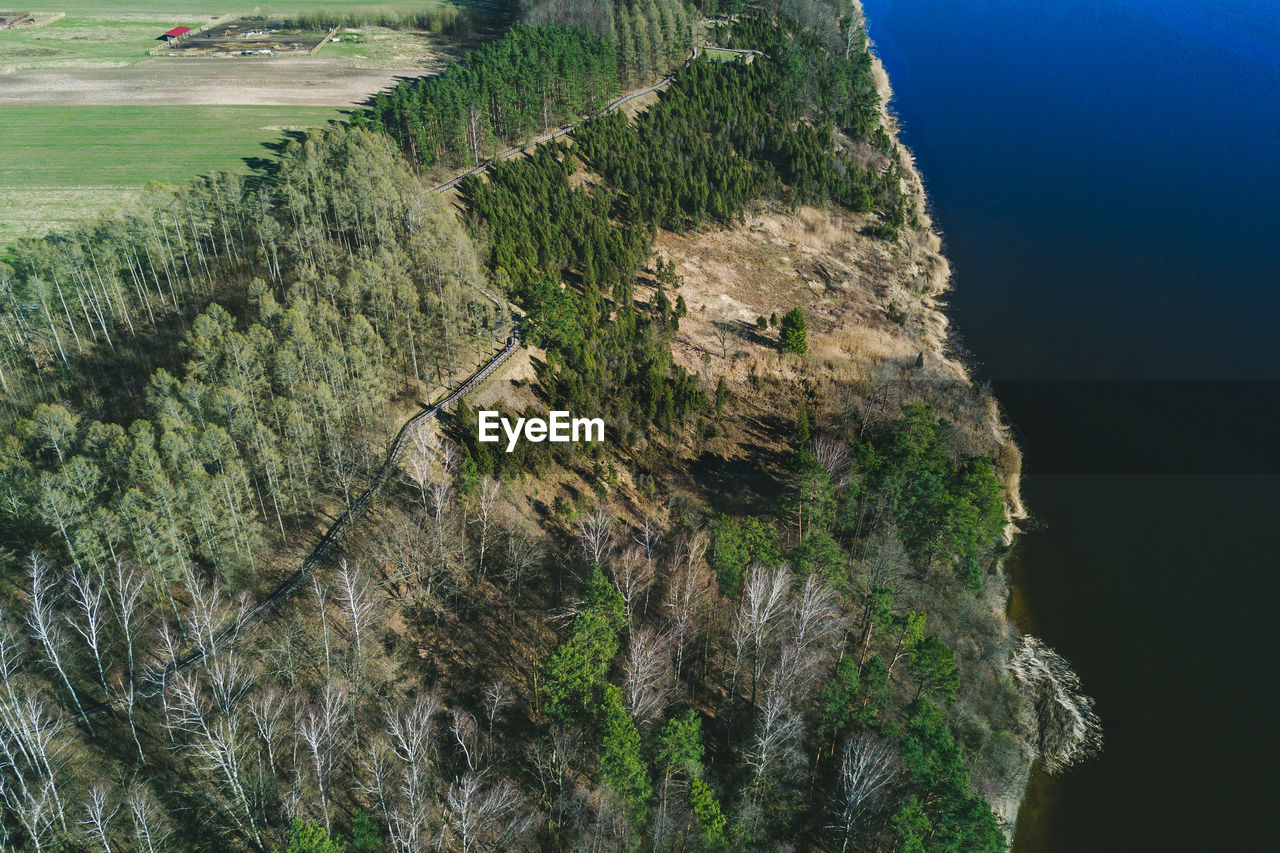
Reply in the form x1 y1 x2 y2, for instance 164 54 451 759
0 57 438 106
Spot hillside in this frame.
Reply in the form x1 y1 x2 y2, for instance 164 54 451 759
0 2 1098 850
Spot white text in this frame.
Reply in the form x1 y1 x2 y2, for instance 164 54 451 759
477 410 605 452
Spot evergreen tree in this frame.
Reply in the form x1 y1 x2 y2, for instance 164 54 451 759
779 307 809 354
598 683 653 824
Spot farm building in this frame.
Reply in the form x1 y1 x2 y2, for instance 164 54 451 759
159 25 192 42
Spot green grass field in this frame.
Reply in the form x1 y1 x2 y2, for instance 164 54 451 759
0 105 348 243
0 2 498 244
0 3 488 73
0 15 210 73
15 2 473 15
702 47 751 62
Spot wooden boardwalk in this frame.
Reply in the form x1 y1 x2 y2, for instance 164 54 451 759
429 72 679 194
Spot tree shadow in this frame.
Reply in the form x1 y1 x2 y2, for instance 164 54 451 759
686 444 787 518
239 115 352 189
708 317 776 357
733 316 775 349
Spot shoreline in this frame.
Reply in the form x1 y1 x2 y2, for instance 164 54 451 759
870 51 1027 525
867 38 1035 834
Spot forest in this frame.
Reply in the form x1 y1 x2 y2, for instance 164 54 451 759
363 24 622 172
279 4 487 34
521 0 693 87
0 1 1087 851
364 1 697 172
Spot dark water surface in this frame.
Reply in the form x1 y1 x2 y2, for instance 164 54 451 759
860 1 1280 850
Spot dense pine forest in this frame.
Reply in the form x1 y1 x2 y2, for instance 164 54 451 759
0 2 1101 851
363 24 622 171
522 0 693 87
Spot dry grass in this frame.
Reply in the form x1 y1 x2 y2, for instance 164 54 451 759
617 86 660 119
319 25 469 70
652 196 1023 523
656 203 930 387
0 185 143 243
465 345 541 412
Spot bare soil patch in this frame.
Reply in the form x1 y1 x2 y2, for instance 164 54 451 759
466 346 542 412
169 17 329 57
0 56 436 105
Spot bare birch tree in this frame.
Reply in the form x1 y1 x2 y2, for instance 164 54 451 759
469 476 501 578
9 778 63 853
791 574 844 654
577 506 615 568
359 740 400 849
743 671 803 815
246 685 289 779
296 682 349 833
632 514 661 620
125 783 172 853
79 781 120 853
403 427 440 513
67 568 111 701
782 573 846 695
205 648 253 716
0 682 74 842
731 563 791 702
368 693 443 853
623 626 673 724
26 552 91 729
404 431 463 591
610 547 654 630
527 724 578 827
810 435 852 481
481 680 512 740
445 771 533 853
109 561 149 689
452 707 481 774
830 733 900 852
374 514 440 601
500 523 544 610
184 573 241 660
336 558 380 683
664 533 713 681
109 670 146 763
163 652 267 846
185 711 266 848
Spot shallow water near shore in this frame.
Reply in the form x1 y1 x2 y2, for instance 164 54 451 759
862 0 1280 849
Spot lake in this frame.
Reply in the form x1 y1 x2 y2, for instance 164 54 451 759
860 0 1280 849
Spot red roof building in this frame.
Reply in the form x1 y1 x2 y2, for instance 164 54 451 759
160 26 192 40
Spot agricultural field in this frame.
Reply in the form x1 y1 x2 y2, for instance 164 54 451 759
0 2 499 245
10 2 484 17
0 14 208 74
0 104 347 242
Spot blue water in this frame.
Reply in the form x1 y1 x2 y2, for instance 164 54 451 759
861 1 1280 849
